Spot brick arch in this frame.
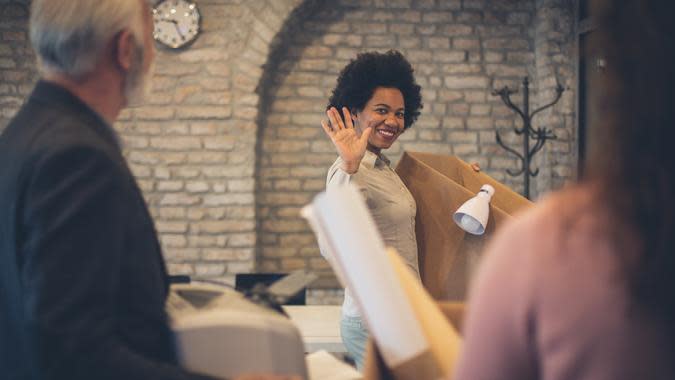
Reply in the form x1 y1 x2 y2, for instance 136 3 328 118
253 0 333 282
230 0 307 118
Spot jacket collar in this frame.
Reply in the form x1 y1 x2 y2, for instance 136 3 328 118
29 80 122 150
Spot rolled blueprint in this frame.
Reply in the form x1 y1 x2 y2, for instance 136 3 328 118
301 184 429 369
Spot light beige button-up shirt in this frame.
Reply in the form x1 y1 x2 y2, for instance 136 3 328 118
323 150 420 318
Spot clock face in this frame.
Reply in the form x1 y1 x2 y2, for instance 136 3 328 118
153 0 201 49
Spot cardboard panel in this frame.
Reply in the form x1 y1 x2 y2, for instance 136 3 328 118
363 302 466 380
395 152 532 300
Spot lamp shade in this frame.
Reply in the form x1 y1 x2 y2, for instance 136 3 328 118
452 184 495 235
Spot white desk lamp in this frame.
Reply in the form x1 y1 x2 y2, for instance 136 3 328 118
453 184 495 235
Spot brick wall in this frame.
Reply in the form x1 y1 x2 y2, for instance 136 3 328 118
256 0 576 284
0 0 305 286
0 0 576 302
0 1 37 122
533 0 576 196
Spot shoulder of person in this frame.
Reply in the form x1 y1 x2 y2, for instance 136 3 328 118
487 184 599 260
23 127 126 195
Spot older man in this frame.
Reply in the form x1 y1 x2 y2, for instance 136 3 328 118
0 1 296 380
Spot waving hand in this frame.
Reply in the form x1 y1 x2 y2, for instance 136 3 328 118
321 107 372 174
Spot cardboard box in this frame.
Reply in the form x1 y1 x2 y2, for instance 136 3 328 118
395 152 532 301
355 249 463 380
363 302 465 380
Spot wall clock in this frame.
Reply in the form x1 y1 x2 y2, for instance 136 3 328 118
153 0 201 49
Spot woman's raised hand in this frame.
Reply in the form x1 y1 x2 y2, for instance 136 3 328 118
321 107 372 174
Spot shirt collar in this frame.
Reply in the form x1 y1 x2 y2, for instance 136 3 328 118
362 150 391 169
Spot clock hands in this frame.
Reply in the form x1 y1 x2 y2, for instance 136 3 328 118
159 18 186 40
152 0 201 49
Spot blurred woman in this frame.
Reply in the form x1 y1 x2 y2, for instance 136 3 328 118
320 50 423 370
454 0 675 379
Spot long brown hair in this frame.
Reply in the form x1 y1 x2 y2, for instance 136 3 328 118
588 0 675 335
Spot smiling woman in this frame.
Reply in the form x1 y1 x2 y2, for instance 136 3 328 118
318 50 423 370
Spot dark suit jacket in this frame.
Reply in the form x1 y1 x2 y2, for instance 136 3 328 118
0 81 214 380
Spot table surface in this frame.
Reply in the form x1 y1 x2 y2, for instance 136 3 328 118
283 305 345 353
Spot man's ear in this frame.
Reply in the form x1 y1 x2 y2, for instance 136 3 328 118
115 30 135 72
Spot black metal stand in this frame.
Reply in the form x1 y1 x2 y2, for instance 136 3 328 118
492 77 564 199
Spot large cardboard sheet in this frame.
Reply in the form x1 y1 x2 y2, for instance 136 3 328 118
363 301 465 380
395 152 532 300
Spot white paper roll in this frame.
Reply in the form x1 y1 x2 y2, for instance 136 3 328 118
301 184 429 368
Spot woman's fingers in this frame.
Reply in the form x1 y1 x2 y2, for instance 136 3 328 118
321 119 333 136
325 109 338 131
342 107 354 129
326 107 345 131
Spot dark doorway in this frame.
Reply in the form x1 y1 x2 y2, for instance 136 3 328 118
577 0 605 177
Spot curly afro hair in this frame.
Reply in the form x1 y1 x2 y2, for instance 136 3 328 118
327 50 423 129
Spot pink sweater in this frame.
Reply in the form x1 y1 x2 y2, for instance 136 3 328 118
454 186 674 380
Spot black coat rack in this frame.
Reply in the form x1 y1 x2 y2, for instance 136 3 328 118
492 76 565 199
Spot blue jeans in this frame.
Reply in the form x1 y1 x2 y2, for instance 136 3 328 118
340 315 369 371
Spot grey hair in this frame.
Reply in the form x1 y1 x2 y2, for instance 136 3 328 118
30 0 150 79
